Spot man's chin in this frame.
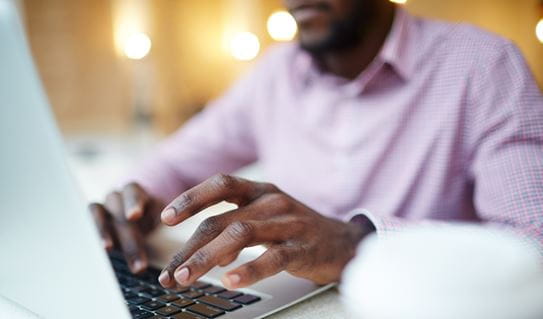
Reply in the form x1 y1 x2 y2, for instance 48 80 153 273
299 37 357 55
298 25 362 55
298 35 333 55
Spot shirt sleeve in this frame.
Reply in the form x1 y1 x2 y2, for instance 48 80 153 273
346 42 543 251
120 61 267 204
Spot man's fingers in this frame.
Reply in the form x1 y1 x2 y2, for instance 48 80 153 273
122 183 148 221
158 208 248 288
89 203 114 250
159 214 227 288
161 218 293 288
158 202 285 287
161 174 274 226
222 247 296 289
169 221 256 286
105 192 148 273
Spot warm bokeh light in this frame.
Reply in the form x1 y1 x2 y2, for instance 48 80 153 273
390 0 407 4
267 11 298 41
122 32 152 60
229 31 260 61
536 19 543 44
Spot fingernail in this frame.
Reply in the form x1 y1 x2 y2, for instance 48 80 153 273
174 267 190 284
127 206 141 220
132 259 145 273
225 274 240 288
159 271 171 285
162 207 176 223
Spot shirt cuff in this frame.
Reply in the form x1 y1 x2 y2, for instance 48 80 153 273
344 208 408 237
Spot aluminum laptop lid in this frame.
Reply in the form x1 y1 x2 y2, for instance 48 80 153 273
0 1 130 317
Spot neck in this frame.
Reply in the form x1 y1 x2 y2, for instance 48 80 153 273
316 3 396 80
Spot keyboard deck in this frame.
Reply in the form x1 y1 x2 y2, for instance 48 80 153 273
110 254 261 319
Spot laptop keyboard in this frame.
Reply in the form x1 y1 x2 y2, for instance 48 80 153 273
110 253 261 319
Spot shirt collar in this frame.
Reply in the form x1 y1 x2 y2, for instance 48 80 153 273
292 7 416 88
380 7 415 81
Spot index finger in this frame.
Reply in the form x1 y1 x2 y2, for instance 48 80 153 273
161 174 272 226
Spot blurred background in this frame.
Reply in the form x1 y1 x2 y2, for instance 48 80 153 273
14 0 543 201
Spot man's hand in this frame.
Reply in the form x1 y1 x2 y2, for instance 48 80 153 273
89 183 164 273
157 174 369 290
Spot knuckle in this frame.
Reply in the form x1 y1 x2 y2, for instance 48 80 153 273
226 221 254 241
211 173 236 189
243 262 260 278
197 216 222 237
262 182 279 193
173 193 193 210
270 249 289 269
264 193 292 212
123 182 140 191
289 219 307 233
173 252 185 265
168 252 186 271
191 249 211 266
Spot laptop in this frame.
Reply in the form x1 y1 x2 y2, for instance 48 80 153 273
0 0 332 318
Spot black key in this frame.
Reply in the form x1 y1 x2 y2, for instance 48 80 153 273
157 294 179 303
144 268 162 282
138 272 161 285
171 298 195 308
117 275 128 284
168 286 190 294
123 278 141 288
202 285 226 294
156 305 182 316
132 309 154 319
197 295 241 311
127 296 151 305
171 312 206 319
149 316 169 319
217 290 242 300
123 292 137 299
187 303 225 318
190 281 211 290
109 253 125 263
141 300 165 311
128 305 139 312
131 286 149 293
233 294 261 305
182 290 204 299
142 288 165 297
111 258 129 268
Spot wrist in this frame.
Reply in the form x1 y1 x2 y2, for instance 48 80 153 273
345 219 373 256
342 216 376 272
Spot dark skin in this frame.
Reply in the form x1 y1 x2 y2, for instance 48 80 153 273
287 0 395 79
89 183 163 273
158 174 366 288
90 0 395 288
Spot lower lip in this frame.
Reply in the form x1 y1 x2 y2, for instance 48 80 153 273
292 7 327 23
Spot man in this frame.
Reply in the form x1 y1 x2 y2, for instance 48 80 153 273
90 0 543 291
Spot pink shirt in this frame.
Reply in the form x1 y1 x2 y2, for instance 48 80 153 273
127 9 543 248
